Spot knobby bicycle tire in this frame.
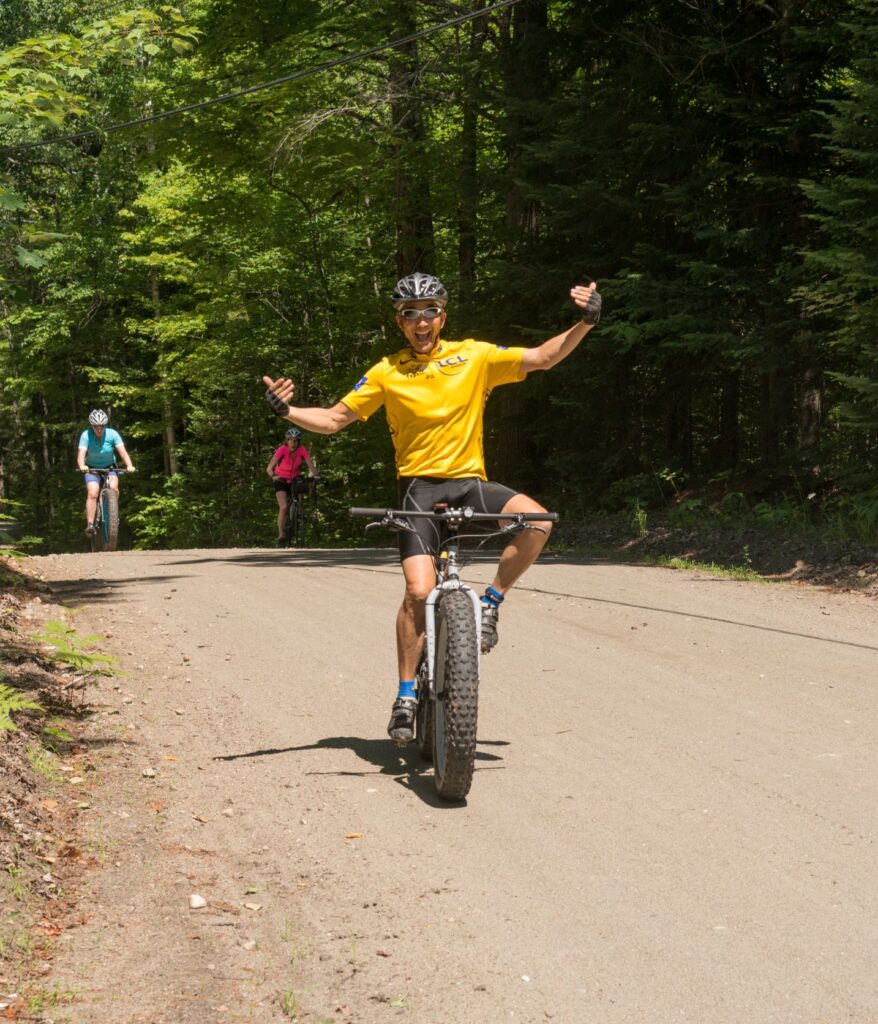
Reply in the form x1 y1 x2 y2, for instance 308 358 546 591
415 652 433 764
286 498 303 547
99 488 119 552
432 589 479 800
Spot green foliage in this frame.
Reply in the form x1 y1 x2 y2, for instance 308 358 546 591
0 0 875 552
0 680 43 731
630 500 647 539
34 620 117 676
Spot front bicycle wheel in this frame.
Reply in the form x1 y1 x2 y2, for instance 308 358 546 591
288 498 303 547
99 489 119 551
415 651 433 764
432 589 479 801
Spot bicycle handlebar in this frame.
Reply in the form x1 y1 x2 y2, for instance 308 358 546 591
81 466 128 474
349 506 558 522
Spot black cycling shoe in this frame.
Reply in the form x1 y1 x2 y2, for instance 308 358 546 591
480 602 499 654
85 522 95 538
275 536 287 549
387 697 417 745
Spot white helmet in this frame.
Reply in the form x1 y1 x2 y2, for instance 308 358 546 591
88 409 109 426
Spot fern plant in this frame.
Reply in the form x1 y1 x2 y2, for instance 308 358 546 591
0 681 43 731
35 621 117 676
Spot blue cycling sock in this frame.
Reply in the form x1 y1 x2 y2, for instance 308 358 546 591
480 585 505 608
397 680 416 700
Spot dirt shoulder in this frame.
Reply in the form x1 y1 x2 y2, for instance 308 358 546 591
0 559 101 1019
559 516 878 596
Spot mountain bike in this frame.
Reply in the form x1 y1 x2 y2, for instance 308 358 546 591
281 474 320 547
350 503 558 801
82 467 127 553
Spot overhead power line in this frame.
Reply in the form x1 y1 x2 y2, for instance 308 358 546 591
3 0 522 154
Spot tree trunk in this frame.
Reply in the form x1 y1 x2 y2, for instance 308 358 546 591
798 364 822 450
717 371 741 470
40 396 54 525
388 2 435 274
149 270 179 476
500 0 549 249
457 9 488 312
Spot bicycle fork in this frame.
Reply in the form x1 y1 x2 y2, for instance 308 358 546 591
422 579 482 697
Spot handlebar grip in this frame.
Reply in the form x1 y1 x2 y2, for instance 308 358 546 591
349 507 391 516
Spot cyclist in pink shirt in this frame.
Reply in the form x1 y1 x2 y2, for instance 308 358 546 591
266 427 318 547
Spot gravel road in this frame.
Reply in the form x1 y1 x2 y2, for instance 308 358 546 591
33 547 878 1024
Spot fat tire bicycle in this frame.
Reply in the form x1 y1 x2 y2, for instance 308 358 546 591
280 475 319 548
351 504 557 801
83 467 127 553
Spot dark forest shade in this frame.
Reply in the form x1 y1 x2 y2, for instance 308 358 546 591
0 0 875 550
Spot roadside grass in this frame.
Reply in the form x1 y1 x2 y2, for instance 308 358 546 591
549 541 767 582
280 987 300 1019
651 554 765 582
26 985 79 1015
26 742 63 783
281 918 309 963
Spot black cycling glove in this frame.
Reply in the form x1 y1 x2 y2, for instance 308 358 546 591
265 386 290 418
580 289 601 326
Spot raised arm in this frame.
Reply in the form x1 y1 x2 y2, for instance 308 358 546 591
263 376 358 435
520 282 601 373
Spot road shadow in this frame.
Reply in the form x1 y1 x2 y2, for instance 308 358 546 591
43 549 872 652
213 735 507 807
47 573 191 605
156 549 400 569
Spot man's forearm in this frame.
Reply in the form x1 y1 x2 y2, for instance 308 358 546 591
529 320 593 372
283 406 347 435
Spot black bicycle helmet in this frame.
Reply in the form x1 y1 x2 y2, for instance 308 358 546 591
391 272 448 308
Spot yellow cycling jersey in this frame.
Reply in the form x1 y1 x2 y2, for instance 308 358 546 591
340 338 527 479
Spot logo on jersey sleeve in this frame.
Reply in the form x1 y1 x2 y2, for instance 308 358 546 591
352 375 368 391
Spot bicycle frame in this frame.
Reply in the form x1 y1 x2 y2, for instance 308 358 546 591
83 466 126 552
350 504 557 696
351 503 558 798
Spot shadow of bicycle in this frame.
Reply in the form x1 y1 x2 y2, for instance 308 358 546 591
213 734 508 807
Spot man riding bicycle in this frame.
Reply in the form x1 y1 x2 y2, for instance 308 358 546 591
263 273 600 743
76 409 136 538
266 427 318 548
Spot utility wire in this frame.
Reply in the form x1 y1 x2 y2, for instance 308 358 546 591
3 0 521 154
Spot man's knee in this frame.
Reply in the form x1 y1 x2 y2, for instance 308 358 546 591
404 579 433 605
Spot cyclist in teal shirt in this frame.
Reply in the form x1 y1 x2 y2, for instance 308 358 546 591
76 409 136 537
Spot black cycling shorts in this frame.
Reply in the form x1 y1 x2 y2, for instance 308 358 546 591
274 477 308 496
396 476 520 561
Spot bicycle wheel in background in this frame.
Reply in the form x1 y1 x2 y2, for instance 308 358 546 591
99 488 119 551
415 651 433 764
286 497 302 547
432 589 479 800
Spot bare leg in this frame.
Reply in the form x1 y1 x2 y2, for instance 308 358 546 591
489 493 553 596
275 490 288 537
85 482 99 524
396 554 436 680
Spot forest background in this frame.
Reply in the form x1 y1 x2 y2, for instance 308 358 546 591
1 0 877 552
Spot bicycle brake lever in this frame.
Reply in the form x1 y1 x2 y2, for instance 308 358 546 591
365 515 418 535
